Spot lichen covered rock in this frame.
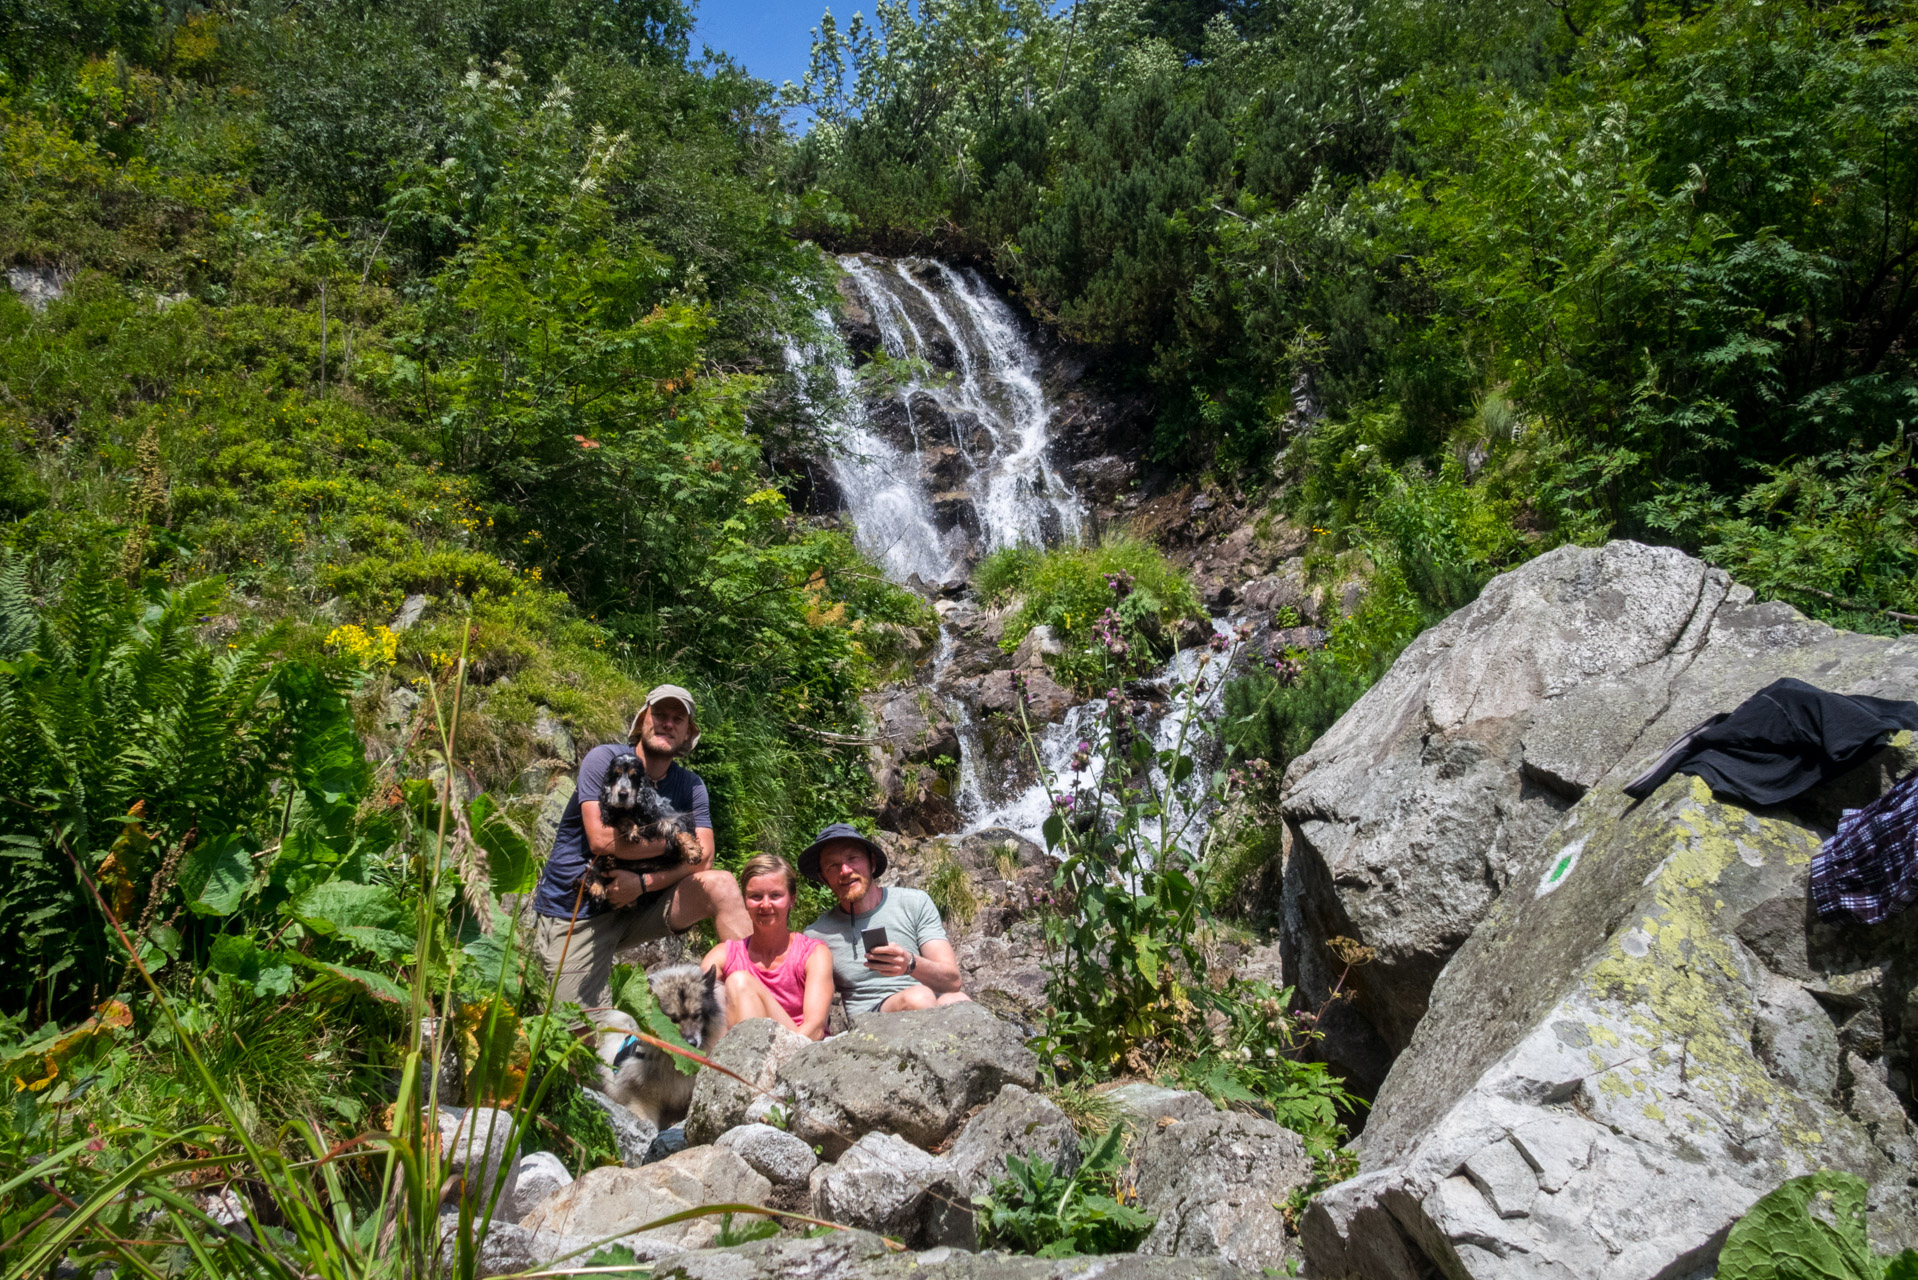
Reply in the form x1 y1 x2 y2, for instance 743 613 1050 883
1280 540 1918 1092
1303 776 1918 1280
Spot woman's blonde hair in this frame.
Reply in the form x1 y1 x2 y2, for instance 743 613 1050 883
738 853 799 901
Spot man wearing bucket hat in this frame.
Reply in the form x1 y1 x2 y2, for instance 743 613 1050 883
798 823 970 1015
530 685 750 1009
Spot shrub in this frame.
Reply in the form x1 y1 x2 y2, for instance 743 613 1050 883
0 557 366 1022
973 1127 1153 1258
986 534 1206 691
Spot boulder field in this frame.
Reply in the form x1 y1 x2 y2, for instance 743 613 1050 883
476 540 1915 1280
474 1003 1309 1277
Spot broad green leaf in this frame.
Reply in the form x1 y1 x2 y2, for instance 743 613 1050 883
288 879 404 934
178 835 254 917
1715 1172 1878 1280
469 793 538 894
207 936 297 999
1042 812 1064 850
290 955 408 1004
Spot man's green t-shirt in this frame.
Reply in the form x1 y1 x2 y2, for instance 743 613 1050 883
802 886 947 1014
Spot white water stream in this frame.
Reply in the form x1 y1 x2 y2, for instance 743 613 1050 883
790 255 1232 851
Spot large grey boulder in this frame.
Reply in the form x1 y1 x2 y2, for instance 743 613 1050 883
945 1084 1081 1192
1280 540 1918 1091
1102 1083 1216 1132
683 1019 812 1145
1129 1111 1312 1273
518 1144 772 1254
651 1228 1253 1279
441 1218 595 1278
1302 775 1918 1280
781 1003 1038 1157
809 1132 945 1239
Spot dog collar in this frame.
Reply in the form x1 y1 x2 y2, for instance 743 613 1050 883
613 1034 644 1068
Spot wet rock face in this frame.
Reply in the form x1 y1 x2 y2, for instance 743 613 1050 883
865 687 963 837
1279 540 1918 1095
1303 775 1918 1279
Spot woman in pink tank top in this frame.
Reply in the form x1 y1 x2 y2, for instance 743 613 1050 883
701 853 834 1040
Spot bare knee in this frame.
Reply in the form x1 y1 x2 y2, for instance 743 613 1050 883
881 984 938 1012
722 970 762 1023
691 868 738 904
934 991 972 1006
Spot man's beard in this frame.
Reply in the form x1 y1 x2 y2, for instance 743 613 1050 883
642 732 687 760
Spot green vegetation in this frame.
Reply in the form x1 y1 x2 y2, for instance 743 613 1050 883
0 0 920 1267
795 0 1918 631
973 1126 1154 1258
978 535 1206 690
1713 1172 1918 1280
1016 628 1360 1181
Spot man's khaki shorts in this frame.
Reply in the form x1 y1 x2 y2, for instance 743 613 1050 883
533 889 685 1010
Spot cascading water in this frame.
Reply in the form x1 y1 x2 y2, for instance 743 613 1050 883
793 254 1233 850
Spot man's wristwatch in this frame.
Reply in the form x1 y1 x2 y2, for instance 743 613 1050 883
908 953 917 975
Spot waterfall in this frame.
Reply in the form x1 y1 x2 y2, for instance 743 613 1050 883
795 254 1232 851
831 255 1085 569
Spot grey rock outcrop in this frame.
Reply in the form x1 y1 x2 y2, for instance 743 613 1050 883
717 1123 818 1190
581 1086 659 1166
781 1003 1038 1157
1102 1083 1217 1131
1280 540 1918 1092
437 1107 520 1210
503 1151 572 1223
684 1019 812 1146
1129 1111 1312 1273
653 1229 1251 1279
809 1131 945 1239
965 666 1077 724
6 265 66 311
866 686 962 836
518 1144 772 1254
1302 775 1918 1280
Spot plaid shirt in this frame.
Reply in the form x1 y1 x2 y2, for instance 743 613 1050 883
1811 768 1918 926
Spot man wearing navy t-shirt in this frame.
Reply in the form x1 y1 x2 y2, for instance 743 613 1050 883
530 685 749 1009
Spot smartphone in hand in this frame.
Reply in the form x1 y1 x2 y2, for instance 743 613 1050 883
860 926 889 955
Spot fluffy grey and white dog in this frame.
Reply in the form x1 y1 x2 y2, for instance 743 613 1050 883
591 964 728 1131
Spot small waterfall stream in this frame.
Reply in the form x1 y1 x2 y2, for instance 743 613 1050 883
793 254 1231 850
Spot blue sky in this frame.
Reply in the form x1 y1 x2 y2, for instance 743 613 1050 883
691 0 829 96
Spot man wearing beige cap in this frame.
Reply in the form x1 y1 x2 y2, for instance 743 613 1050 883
530 685 750 1009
